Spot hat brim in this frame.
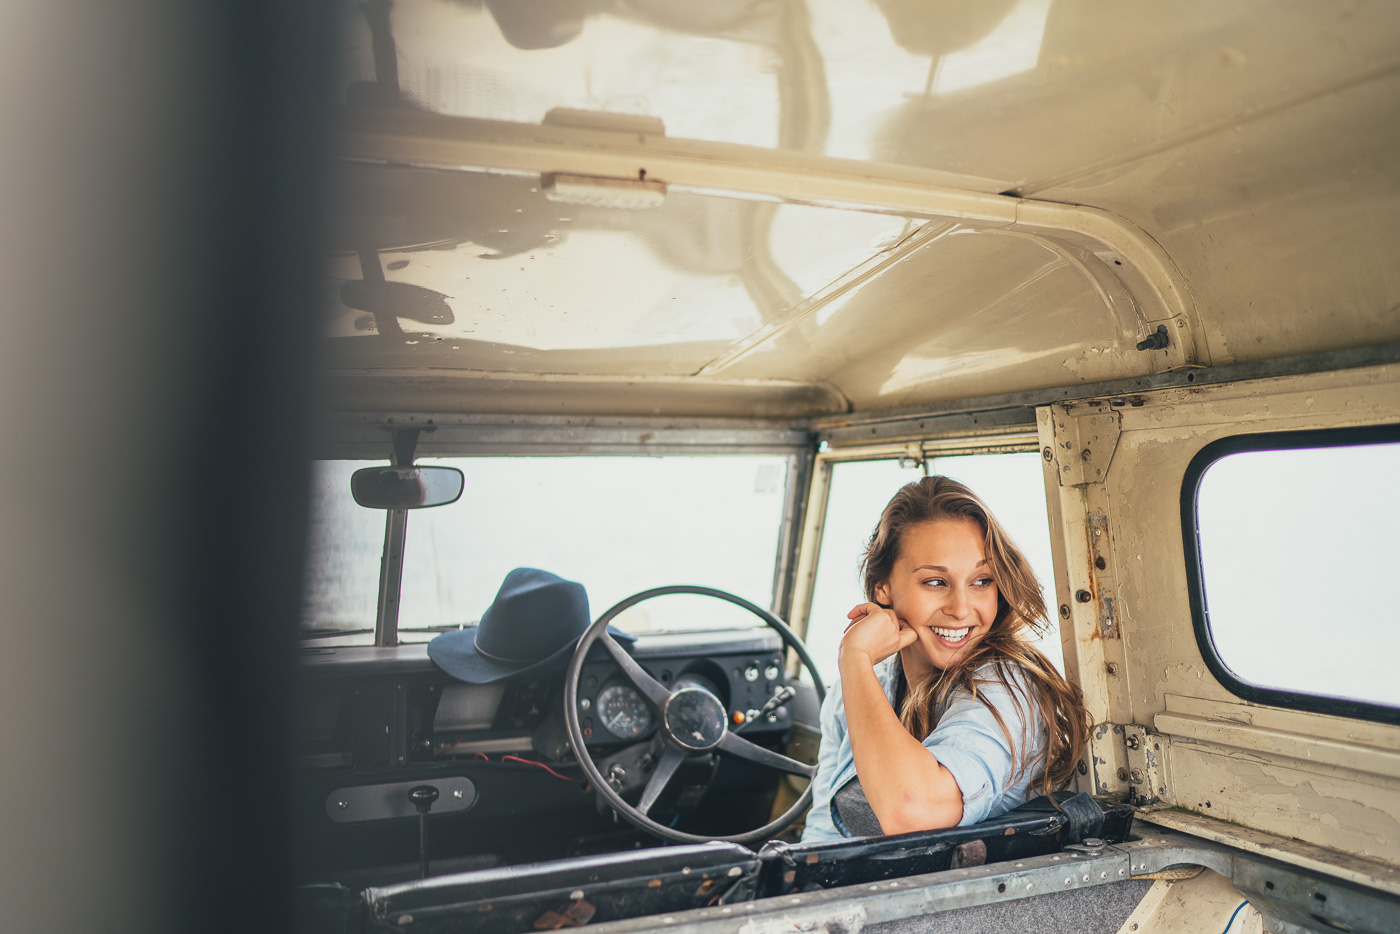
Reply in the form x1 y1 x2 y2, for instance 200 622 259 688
428 626 637 685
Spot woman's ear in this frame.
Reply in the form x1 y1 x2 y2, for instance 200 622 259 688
875 580 891 606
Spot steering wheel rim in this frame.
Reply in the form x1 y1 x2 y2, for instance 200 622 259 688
563 585 826 845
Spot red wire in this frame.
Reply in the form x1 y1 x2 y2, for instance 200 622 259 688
501 755 587 786
433 742 585 786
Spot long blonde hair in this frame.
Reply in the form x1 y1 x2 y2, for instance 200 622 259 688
860 476 1089 796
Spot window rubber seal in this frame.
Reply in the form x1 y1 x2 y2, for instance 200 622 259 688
1180 422 1400 727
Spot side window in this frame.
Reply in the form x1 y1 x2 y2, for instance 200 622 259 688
1183 427 1400 722
804 451 1062 687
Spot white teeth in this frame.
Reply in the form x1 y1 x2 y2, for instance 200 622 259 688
933 627 971 642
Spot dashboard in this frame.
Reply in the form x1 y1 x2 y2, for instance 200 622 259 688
294 628 804 879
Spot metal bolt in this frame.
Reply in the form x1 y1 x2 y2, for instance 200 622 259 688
1081 449 1092 461
1106 662 1119 675
1125 734 1140 750
1042 447 1053 462
1132 769 1145 783
1076 590 1092 603
1077 761 1088 775
581 698 591 710
1059 604 1071 619
1117 768 1130 782
1095 556 1107 570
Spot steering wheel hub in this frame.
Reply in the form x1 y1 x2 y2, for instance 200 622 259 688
662 687 728 752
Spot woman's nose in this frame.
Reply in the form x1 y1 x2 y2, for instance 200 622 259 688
945 588 970 619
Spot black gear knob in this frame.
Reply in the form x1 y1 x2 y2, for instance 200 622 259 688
408 784 439 815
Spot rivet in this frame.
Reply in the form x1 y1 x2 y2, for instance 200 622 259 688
1081 449 1092 461
1106 663 1119 676
1025 883 1035 892
1042 447 1053 462
1059 604 1071 619
1064 877 1073 886
1076 590 1092 603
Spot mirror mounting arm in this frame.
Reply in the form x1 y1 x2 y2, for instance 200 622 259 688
391 428 420 467
376 428 418 647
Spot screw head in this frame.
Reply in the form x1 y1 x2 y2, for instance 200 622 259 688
1059 604 1071 619
1106 662 1119 675
1076 590 1092 603
1117 768 1130 782
1042 447 1053 462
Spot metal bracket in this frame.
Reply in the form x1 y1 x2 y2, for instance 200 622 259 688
1088 722 1130 796
1124 724 1170 805
1047 407 1121 486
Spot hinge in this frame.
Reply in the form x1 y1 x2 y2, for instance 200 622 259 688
1123 723 1170 805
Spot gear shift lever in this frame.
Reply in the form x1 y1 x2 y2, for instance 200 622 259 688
408 784 439 878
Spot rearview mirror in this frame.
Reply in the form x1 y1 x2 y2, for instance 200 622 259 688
350 466 464 509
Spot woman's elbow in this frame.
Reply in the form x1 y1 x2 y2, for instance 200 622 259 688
878 799 962 835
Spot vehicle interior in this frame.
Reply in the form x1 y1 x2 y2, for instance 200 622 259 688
8 3 1399 934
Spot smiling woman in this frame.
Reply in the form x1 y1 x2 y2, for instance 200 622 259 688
802 476 1090 841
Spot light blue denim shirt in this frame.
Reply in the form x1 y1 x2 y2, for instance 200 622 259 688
802 657 1047 842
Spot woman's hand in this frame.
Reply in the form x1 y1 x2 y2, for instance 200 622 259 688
838 601 918 671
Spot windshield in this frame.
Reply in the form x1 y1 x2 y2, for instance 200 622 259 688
302 455 791 643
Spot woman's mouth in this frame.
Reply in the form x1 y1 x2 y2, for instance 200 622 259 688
932 626 972 645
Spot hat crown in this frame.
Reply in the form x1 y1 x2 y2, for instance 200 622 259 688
473 568 590 664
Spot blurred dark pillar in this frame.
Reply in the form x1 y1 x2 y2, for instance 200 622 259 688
0 2 336 932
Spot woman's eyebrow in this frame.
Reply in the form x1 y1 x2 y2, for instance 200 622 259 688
912 559 990 572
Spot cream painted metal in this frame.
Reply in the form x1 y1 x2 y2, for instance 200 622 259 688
323 1 1400 422
1038 363 1400 883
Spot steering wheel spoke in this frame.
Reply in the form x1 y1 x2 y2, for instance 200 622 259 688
716 730 816 778
636 745 687 817
597 632 670 707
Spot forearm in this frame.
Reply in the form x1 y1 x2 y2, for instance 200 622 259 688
838 651 964 833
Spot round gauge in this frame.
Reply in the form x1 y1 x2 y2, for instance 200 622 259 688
597 684 654 740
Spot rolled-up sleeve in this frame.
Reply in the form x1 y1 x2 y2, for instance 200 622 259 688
922 678 1031 827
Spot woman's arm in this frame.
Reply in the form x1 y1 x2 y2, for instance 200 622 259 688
838 604 965 834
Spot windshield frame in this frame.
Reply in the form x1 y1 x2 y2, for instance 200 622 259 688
305 414 818 646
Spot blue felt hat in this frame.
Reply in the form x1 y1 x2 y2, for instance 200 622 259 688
428 568 632 684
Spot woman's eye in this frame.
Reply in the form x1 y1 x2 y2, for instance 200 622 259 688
974 577 995 588
921 578 946 587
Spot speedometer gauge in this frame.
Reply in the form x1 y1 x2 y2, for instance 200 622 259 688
597 684 654 740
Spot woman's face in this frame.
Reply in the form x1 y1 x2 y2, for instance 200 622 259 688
874 517 999 674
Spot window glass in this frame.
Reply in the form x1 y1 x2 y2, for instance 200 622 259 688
1193 439 1400 710
805 452 1061 687
301 456 790 643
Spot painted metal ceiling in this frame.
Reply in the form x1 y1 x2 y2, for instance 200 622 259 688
320 0 1400 419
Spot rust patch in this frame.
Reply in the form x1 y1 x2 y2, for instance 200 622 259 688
534 899 596 930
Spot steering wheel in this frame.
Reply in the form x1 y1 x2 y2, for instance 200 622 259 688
563 586 826 845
